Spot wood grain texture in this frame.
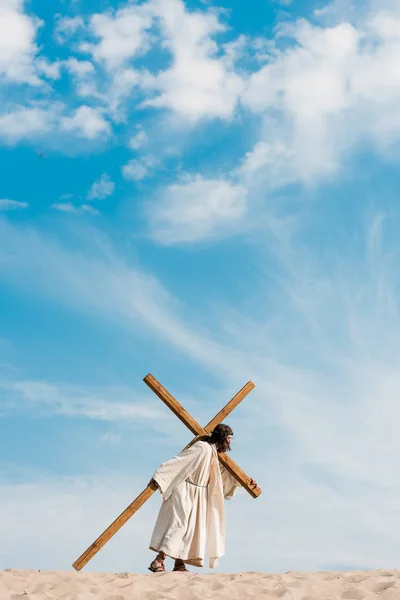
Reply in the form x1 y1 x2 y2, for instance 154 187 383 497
143 374 201 436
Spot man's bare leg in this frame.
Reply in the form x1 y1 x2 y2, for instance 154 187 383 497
149 551 166 572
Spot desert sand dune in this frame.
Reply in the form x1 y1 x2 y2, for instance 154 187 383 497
1 568 400 600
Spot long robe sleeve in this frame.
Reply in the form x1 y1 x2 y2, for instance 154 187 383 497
152 442 209 501
220 463 241 499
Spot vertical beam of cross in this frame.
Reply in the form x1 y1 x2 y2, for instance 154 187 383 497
72 376 257 571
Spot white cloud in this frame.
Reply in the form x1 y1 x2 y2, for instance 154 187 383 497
87 173 115 200
142 0 244 121
84 4 153 68
64 57 98 99
54 15 84 43
0 199 29 211
240 10 400 186
61 106 111 139
0 378 163 423
148 174 248 244
0 0 42 85
35 57 62 80
0 103 111 146
104 68 140 120
129 127 148 150
238 140 299 190
51 202 99 215
65 57 95 78
0 105 58 143
122 156 156 181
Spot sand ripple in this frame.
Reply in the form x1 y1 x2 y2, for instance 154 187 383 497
1 569 400 600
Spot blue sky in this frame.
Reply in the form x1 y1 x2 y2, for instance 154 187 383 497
2 0 400 575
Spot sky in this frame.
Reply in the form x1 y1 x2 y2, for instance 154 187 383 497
1 0 400 576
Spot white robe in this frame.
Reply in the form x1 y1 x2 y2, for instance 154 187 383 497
149 441 240 568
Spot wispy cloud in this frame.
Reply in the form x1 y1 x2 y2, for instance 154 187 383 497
51 202 99 215
147 174 248 244
0 472 154 572
0 377 164 423
54 15 84 44
122 157 156 182
0 219 243 379
87 173 115 200
61 106 111 140
0 199 29 211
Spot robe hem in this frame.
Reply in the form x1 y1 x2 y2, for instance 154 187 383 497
149 546 203 567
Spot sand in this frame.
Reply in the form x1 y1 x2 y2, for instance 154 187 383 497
1 569 399 600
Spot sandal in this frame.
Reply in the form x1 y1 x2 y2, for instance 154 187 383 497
148 559 166 573
173 560 189 572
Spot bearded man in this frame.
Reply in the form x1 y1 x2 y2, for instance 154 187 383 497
148 424 257 572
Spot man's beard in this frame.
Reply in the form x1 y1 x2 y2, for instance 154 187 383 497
217 439 231 453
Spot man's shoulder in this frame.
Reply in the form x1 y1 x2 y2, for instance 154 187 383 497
193 440 212 453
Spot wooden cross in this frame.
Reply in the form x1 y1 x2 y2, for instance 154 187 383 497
72 373 262 571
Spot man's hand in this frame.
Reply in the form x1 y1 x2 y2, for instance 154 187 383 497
149 478 159 489
249 478 257 489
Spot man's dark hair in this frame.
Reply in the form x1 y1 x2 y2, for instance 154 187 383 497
209 423 233 453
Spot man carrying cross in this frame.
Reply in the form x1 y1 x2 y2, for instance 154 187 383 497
72 375 261 574
148 424 257 572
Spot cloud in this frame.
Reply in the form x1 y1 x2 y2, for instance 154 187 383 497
0 199 29 211
65 57 95 78
240 9 400 186
0 103 108 145
0 472 156 572
147 174 248 244
0 377 164 423
54 15 84 43
35 57 62 80
61 106 111 139
272 0 293 6
83 4 153 68
142 0 244 121
87 173 115 200
0 0 42 85
129 126 148 150
51 202 99 215
0 105 58 143
122 156 156 181
139 2 400 245
0 219 243 379
63 57 97 99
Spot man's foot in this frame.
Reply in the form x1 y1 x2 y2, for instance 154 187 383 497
148 558 166 573
173 559 189 572
148 552 166 573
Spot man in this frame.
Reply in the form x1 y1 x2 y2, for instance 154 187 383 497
148 423 257 572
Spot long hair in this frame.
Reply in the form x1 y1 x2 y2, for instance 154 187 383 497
207 423 233 453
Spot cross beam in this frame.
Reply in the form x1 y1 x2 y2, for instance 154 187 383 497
144 374 262 499
72 374 260 571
